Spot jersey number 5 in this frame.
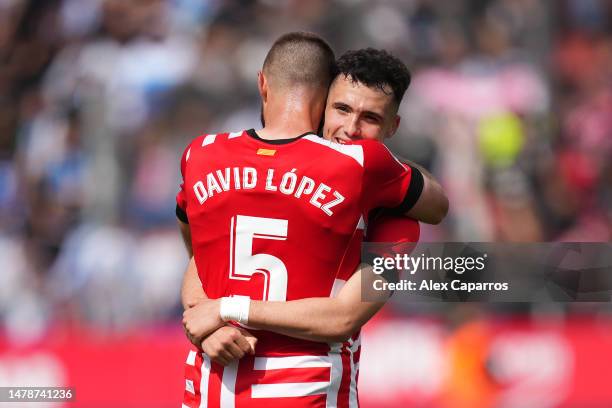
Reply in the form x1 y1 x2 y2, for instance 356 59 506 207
229 215 288 301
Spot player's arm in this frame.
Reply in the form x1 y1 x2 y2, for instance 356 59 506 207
402 160 448 225
181 256 207 309
175 203 227 341
175 233 241 348
177 211 208 310
177 218 193 258
183 264 390 343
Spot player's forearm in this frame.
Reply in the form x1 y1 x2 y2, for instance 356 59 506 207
186 266 388 343
248 297 366 343
181 257 208 310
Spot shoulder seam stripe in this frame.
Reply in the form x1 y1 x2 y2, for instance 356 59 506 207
381 143 406 170
356 216 365 230
202 134 217 146
302 135 364 166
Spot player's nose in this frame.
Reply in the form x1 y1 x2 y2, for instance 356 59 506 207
344 118 361 140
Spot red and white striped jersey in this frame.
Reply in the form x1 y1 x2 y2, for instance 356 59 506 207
177 129 419 407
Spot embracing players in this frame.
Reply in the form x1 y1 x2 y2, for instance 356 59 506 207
177 33 448 407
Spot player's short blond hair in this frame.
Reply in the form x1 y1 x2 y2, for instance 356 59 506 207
263 32 336 91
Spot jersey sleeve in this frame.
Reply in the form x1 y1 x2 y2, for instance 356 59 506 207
176 142 191 223
360 141 424 215
366 211 420 243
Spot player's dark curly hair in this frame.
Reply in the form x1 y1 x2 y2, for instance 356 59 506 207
335 48 411 106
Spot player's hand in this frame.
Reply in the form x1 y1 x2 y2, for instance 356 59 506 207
201 326 257 366
183 299 224 341
185 294 208 310
183 323 203 349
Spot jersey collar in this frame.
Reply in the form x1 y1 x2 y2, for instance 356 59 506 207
246 129 316 145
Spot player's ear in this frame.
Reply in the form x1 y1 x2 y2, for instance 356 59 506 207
387 115 401 139
258 71 268 103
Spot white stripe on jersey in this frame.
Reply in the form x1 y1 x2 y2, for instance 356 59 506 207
186 147 191 162
381 142 407 170
202 134 217 146
190 351 349 406
186 379 195 394
356 215 366 231
330 279 346 298
228 131 243 138
199 354 211 408
326 343 344 408
347 336 361 408
303 135 364 166
347 336 361 353
251 382 330 398
220 360 238 408
186 350 197 366
254 355 331 370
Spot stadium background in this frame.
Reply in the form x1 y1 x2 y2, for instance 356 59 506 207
0 0 611 407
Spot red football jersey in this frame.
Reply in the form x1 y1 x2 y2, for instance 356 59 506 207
177 129 418 408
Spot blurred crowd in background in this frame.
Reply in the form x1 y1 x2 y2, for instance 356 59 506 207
0 0 611 340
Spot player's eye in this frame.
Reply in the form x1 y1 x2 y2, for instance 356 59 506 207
335 104 350 114
363 115 380 124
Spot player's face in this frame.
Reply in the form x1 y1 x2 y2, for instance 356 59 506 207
323 75 400 143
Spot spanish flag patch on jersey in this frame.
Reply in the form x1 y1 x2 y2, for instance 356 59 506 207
257 148 276 156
